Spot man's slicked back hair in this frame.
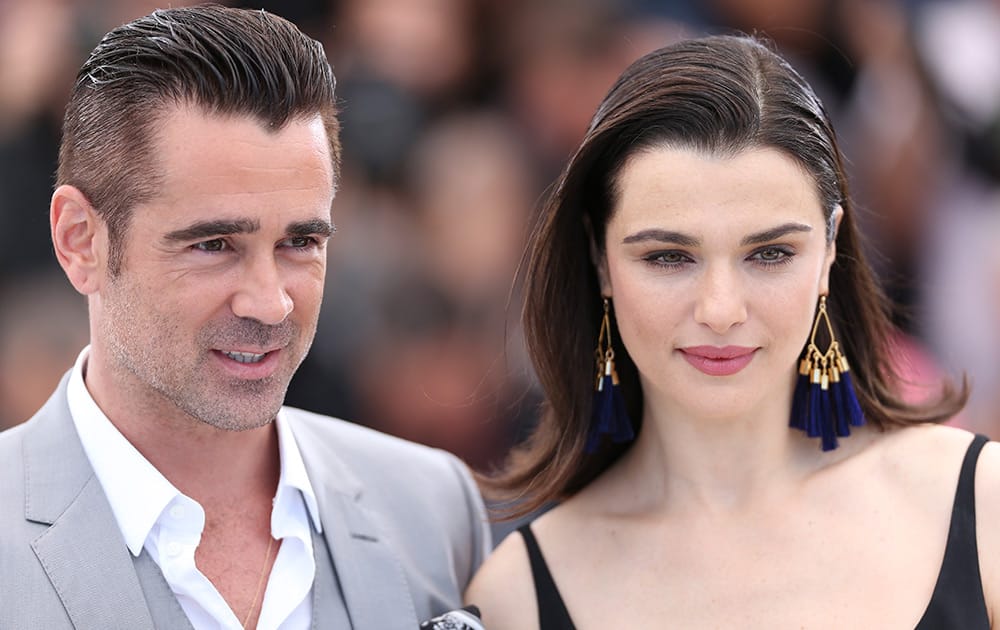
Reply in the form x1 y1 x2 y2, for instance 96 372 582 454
57 4 341 274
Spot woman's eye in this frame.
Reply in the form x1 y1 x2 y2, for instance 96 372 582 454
194 239 226 252
644 251 691 268
750 246 794 266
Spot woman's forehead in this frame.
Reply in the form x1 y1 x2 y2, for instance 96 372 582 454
608 145 825 236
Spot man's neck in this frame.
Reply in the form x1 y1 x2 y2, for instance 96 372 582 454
83 348 282 505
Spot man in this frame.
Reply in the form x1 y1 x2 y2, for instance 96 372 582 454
0 6 490 629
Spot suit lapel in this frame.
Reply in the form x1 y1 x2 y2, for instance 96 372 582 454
292 417 418 630
318 492 418 629
24 378 157 629
30 478 158 629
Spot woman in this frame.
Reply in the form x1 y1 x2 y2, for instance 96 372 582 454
465 35 1000 628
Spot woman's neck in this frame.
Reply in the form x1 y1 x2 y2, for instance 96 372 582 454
600 394 839 517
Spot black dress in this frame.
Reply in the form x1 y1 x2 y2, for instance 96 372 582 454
519 434 991 630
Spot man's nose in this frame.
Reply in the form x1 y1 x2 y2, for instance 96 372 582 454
230 254 293 325
692 264 748 335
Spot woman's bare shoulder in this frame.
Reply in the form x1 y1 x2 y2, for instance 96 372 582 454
851 424 978 516
464 525 538 630
872 423 979 476
883 423 1000 503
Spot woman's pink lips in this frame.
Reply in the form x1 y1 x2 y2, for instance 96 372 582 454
679 346 757 376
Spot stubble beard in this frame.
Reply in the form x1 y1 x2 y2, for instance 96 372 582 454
100 279 313 432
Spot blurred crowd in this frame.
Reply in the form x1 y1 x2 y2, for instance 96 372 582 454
2 0 999 469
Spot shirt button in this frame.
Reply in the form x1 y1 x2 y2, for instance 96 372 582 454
169 505 185 519
166 542 183 557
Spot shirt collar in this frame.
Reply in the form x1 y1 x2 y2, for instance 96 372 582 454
274 409 323 533
67 346 323 556
67 346 181 556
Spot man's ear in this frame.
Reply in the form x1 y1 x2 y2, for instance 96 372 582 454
819 205 843 296
51 185 107 295
584 215 613 296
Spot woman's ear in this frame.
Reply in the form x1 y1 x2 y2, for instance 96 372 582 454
51 185 107 295
819 205 844 296
584 215 613 296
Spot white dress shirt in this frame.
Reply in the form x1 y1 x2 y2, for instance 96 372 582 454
67 347 322 630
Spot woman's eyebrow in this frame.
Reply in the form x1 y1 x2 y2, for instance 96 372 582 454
740 222 812 246
621 222 812 247
622 229 699 246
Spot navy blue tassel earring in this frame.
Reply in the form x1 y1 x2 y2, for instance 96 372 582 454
585 298 635 453
789 295 865 450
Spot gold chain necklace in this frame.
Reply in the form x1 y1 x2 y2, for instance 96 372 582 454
241 536 276 629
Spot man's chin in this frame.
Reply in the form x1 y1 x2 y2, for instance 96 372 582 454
195 409 280 432
181 393 284 432
172 372 291 430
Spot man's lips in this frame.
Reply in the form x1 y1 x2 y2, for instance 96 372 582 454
211 347 283 378
220 350 269 364
215 345 283 360
679 345 757 376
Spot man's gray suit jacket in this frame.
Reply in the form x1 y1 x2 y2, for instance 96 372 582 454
0 373 492 629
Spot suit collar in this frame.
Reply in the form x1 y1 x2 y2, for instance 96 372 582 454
23 372 95 525
23 373 158 628
290 414 419 629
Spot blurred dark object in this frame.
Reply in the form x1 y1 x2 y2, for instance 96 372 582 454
339 75 426 187
0 113 61 278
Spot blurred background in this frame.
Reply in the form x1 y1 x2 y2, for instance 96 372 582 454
2 0 999 475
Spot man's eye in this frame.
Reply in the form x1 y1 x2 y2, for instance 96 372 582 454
286 236 319 248
194 239 226 252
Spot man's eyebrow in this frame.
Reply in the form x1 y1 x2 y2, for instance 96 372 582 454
164 218 260 242
287 219 335 237
740 222 812 246
622 229 699 247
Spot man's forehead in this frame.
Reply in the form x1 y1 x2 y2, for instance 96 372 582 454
142 105 335 197
149 104 333 171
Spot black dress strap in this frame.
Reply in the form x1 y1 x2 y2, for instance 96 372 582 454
518 524 577 630
915 433 991 629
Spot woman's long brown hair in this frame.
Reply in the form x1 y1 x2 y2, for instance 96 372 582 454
483 35 967 519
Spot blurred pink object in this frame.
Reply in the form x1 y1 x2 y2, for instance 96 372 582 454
888 330 968 428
